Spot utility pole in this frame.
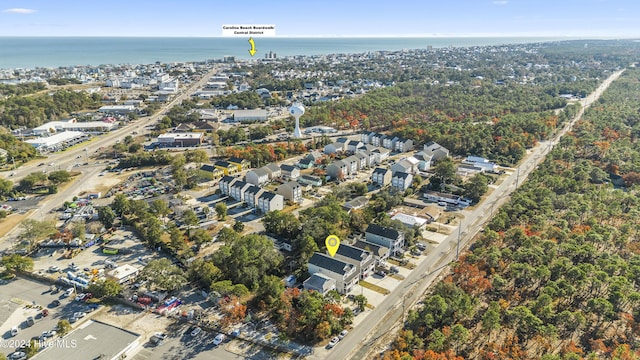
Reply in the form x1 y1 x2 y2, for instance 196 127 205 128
515 165 520 189
456 221 462 260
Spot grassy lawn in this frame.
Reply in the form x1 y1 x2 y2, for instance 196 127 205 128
359 281 390 295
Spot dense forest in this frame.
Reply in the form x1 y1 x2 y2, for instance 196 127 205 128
378 68 640 359
0 82 46 97
0 90 101 129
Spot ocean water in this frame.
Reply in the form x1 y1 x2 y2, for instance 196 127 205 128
0 36 567 70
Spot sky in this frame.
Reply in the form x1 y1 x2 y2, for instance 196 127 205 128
0 0 638 38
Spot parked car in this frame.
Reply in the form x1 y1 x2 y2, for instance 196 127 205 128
48 266 60 273
327 336 339 349
62 288 74 297
26 316 34 326
338 329 348 339
190 327 201 337
73 312 86 319
50 300 61 307
10 326 19 337
213 333 225 346
9 351 26 360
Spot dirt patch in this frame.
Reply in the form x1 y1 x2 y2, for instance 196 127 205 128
0 209 34 238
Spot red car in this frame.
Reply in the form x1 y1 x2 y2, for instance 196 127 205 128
41 309 49 317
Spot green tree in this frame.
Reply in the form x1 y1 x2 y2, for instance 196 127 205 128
190 228 211 246
87 278 122 298
354 294 368 312
182 209 199 236
57 319 72 336
463 173 490 203
187 258 221 289
47 170 71 184
111 193 130 216
70 219 86 240
1 254 34 273
431 157 458 189
20 218 56 248
232 220 245 233
215 203 227 220
150 199 170 222
0 178 14 198
255 275 285 307
98 206 116 229
139 259 187 291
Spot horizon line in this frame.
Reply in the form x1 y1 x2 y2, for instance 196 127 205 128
0 34 638 39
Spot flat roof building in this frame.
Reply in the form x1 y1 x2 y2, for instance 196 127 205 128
233 109 268 122
157 132 204 147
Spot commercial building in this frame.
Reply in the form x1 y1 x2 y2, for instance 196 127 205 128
98 105 136 114
156 132 204 147
32 118 115 135
233 109 268 122
25 131 89 153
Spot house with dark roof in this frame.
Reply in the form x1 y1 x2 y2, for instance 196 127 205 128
200 164 224 179
357 149 376 167
372 167 391 187
303 273 336 295
365 224 405 256
394 137 414 153
353 152 369 169
342 196 369 213
343 156 359 174
347 140 364 153
192 121 217 132
391 171 413 191
361 131 376 144
371 133 386 147
334 243 375 279
323 141 346 155
382 136 399 150
229 180 252 202
228 157 251 172
280 164 300 180
257 191 284 213
298 174 322 187
298 157 314 169
307 252 359 294
244 185 264 208
174 123 194 132
353 240 390 263
219 175 237 196
214 160 238 176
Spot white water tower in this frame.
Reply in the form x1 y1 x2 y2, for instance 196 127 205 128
290 103 305 138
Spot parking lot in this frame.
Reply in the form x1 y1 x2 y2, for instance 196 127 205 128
0 278 99 358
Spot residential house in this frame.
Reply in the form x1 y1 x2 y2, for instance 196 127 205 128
334 244 375 280
191 121 217 133
361 132 376 144
371 147 390 163
228 157 251 172
280 164 300 180
324 142 345 155
371 167 392 187
423 141 449 162
277 181 302 203
371 133 386 147
298 157 314 169
353 152 369 169
357 149 377 167
353 240 390 264
298 174 322 187
343 156 359 175
264 163 281 179
365 223 405 256
391 213 429 229
413 152 433 172
327 160 348 180
391 171 413 191
257 191 284 213
462 156 498 172
391 159 417 175
382 136 399 150
174 123 194 132
303 273 336 295
229 180 252 202
423 191 470 207
307 253 359 294
342 196 369 213
347 140 364 153
245 168 270 186
394 137 414 153
219 176 237 196
200 164 224 179
244 185 264 208
214 160 238 176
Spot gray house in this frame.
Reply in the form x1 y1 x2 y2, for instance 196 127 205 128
327 160 348 180
277 181 302 203
280 164 301 180
244 185 264 208
229 180 252 202
303 273 337 295
365 224 404 256
334 244 375 280
257 191 284 213
423 141 449 162
245 168 270 186
372 167 392 187
391 171 413 191
307 252 359 294
219 175 237 196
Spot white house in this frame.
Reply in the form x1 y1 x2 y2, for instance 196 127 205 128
307 253 359 294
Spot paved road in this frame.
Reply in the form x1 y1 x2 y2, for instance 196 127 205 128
321 69 626 360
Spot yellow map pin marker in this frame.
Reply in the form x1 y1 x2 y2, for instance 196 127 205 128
325 235 340 257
